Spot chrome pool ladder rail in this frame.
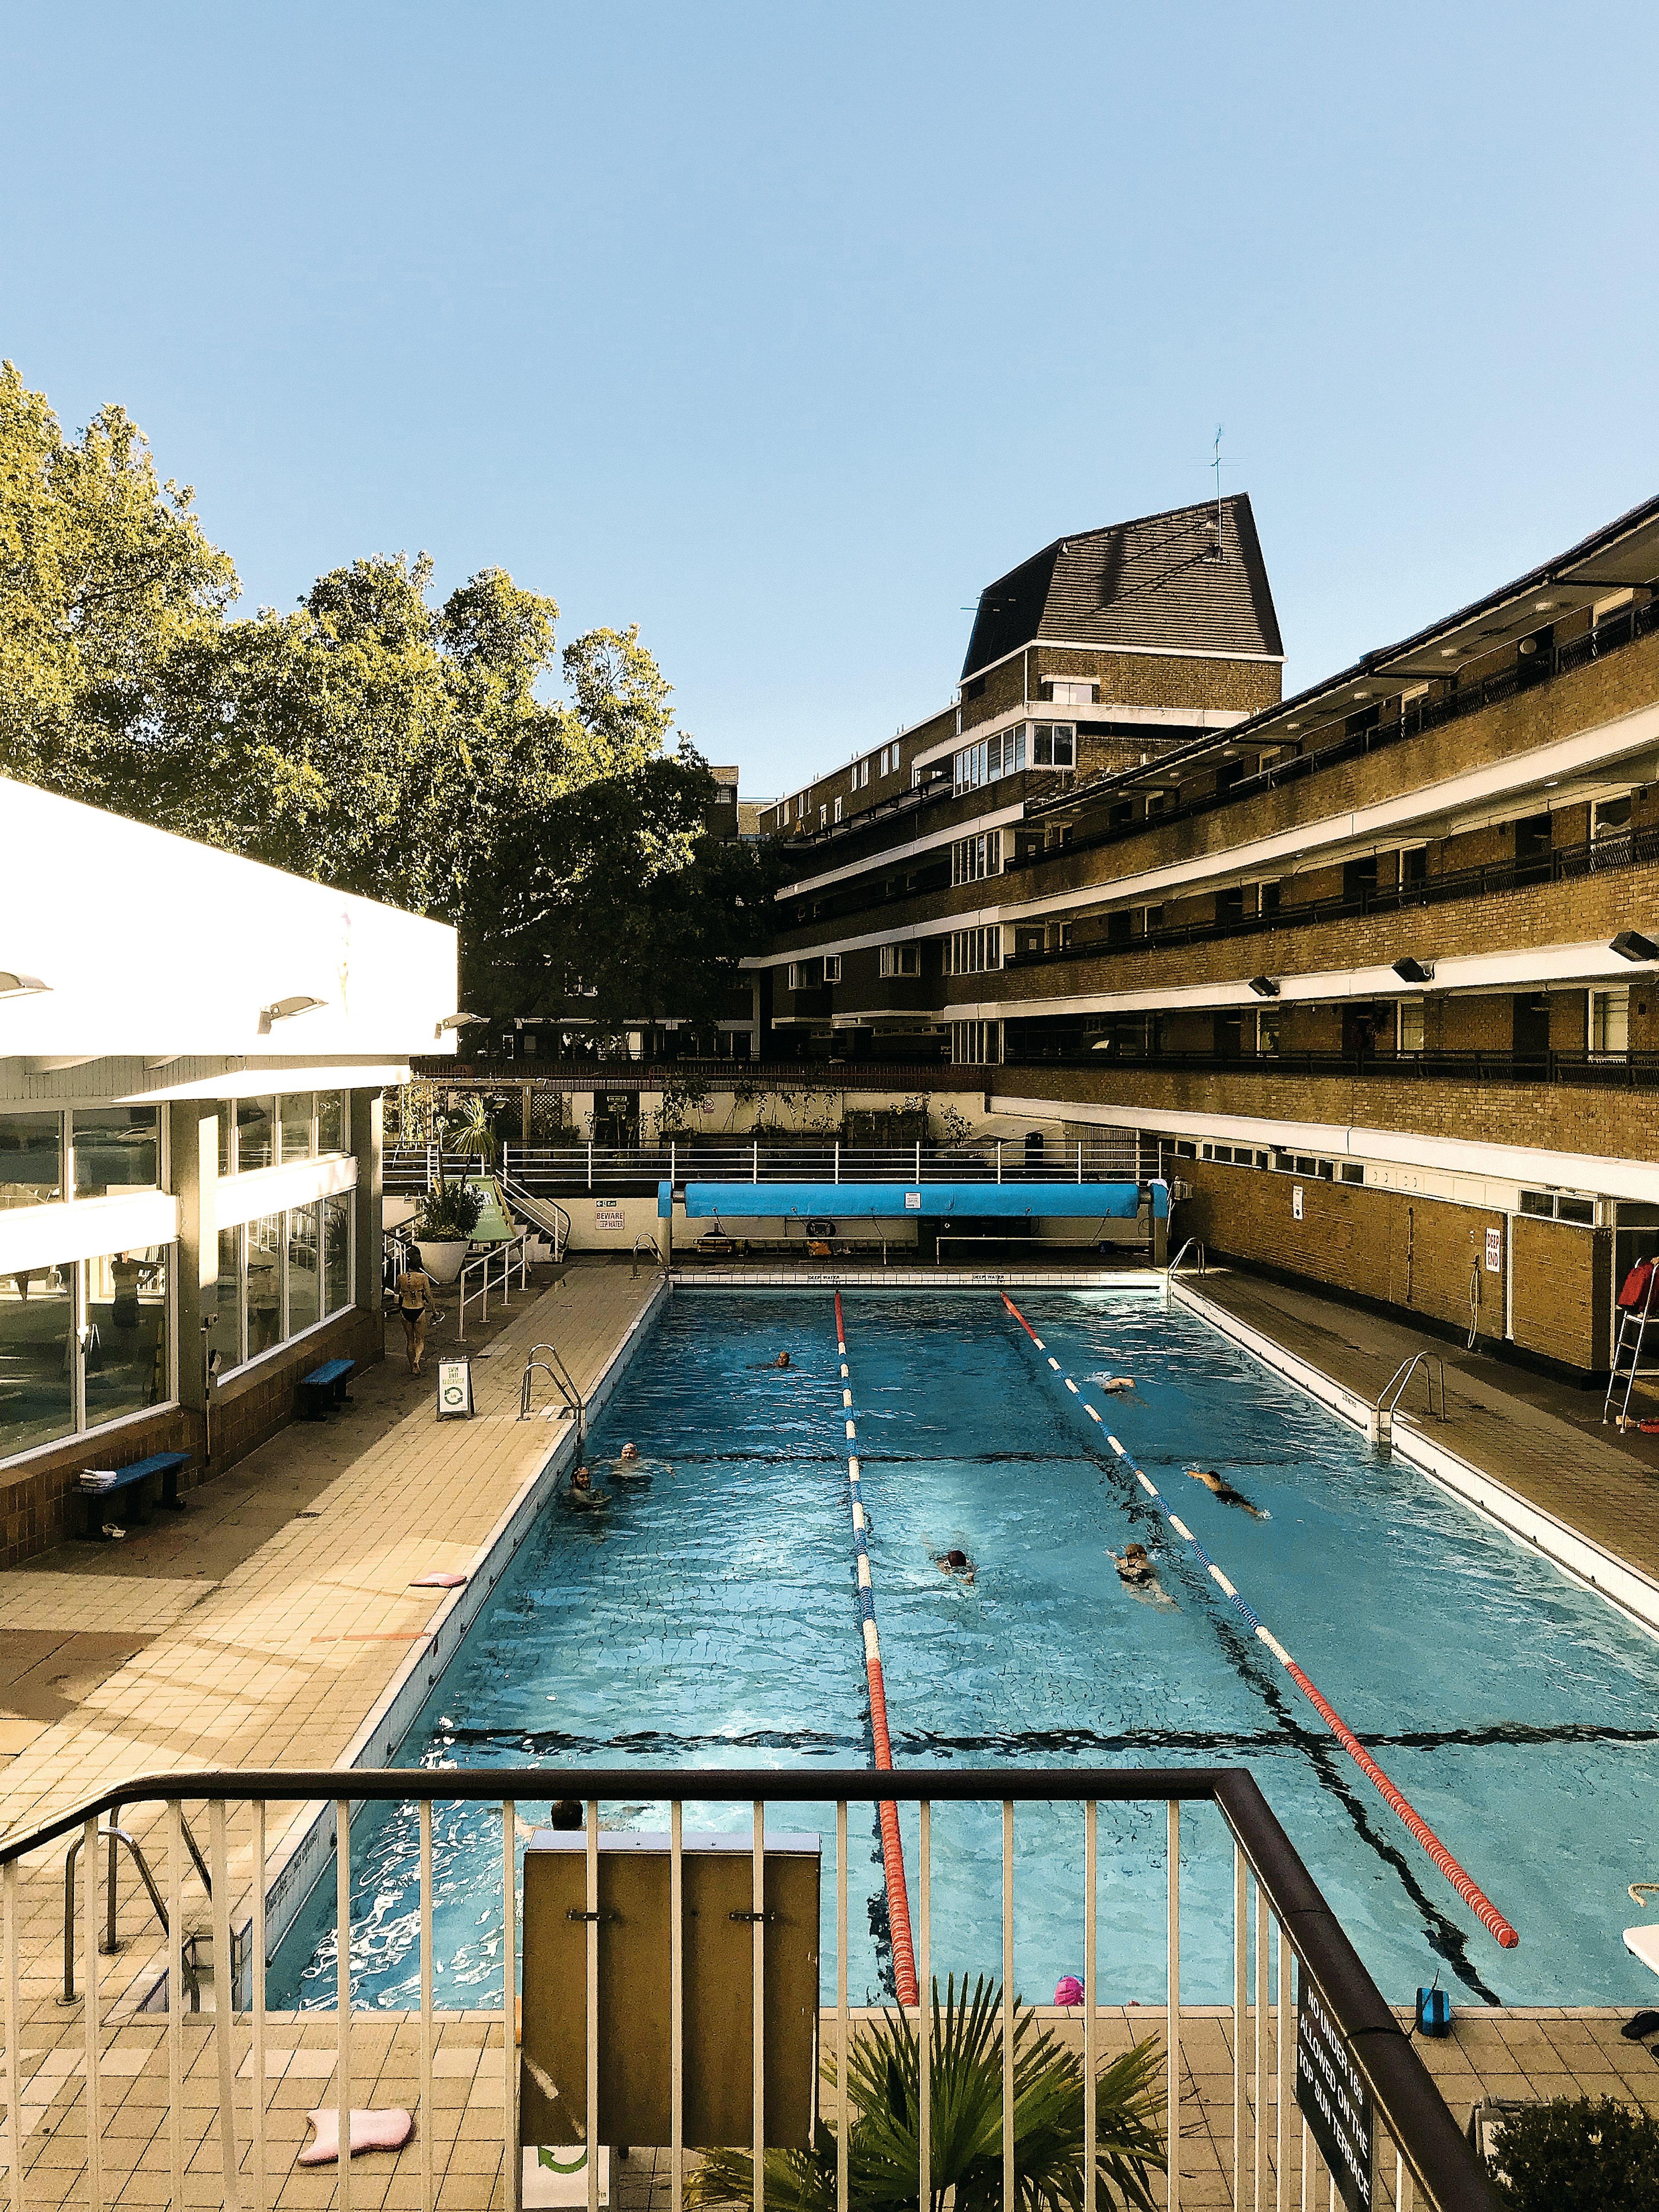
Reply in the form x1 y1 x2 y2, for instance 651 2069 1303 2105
1168 1236 1207 1279
1377 1352 1448 1426
63 1818 206 2007
521 1341 583 1436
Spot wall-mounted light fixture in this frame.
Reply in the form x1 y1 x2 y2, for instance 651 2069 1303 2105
0 971 49 998
1610 931 1659 964
435 1011 487 1039
1392 957 1437 985
1247 976 1280 998
257 994 327 1034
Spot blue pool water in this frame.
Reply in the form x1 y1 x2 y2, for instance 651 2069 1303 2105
270 1290 1659 2013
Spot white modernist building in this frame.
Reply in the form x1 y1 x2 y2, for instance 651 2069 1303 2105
0 777 459 1557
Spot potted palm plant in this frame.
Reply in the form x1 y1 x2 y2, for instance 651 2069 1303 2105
413 1174 484 1283
686 1974 1165 2212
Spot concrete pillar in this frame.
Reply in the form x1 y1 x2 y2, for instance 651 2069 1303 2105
168 1101 217 1415
352 1088 385 1319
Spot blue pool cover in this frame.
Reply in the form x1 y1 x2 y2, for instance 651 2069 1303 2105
658 1179 1168 1218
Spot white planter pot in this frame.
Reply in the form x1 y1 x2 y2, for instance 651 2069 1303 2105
415 1239 470 1284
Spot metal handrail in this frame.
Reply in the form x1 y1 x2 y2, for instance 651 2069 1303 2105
497 1169 572 1261
1378 1353 1448 1424
455 1228 532 1341
631 1231 664 1277
1168 1237 1207 1279
63 1822 202 2007
1 1760 1501 2212
520 1341 583 1434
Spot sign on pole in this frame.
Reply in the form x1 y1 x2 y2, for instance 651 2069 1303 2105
1296 1970 1374 2209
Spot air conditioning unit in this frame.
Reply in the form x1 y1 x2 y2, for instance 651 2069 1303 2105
1169 1178 1194 1202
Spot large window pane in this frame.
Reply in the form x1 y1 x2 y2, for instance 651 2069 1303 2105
0 1261 74 1457
0 1113 63 1210
322 1194 351 1315
279 1095 313 1164
86 1248 168 1426
216 1227 243 1370
237 1097 275 1173
246 1214 283 1356
287 1204 320 1335
73 1108 160 1198
318 1091 346 1157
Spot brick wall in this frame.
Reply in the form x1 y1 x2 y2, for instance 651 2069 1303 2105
0 1303 383 1571
1173 1159 1605 1368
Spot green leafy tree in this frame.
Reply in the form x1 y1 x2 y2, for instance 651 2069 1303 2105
0 359 237 795
1490 2096 1659 2210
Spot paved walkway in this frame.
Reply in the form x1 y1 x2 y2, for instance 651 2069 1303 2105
1188 1265 1659 1584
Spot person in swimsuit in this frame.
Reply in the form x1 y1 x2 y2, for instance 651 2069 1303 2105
1100 1376 1135 1394
772 1352 791 1369
1187 1467 1265 1516
936 1547 975 1585
394 1262 438 1376
567 1465 609 1508
1110 1541 1156 1587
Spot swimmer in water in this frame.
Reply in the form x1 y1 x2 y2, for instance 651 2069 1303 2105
772 1352 791 1369
567 1465 610 1509
1187 1467 1265 1517
1102 1376 1135 1394
936 1547 976 1586
1111 1541 1156 1587
606 1443 667 1481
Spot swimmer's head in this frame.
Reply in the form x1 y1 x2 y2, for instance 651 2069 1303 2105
1124 1544 1150 1566
619 1443 639 1461
572 1466 592 1491
944 1548 969 1570
775 1352 791 1368
550 1799 583 1829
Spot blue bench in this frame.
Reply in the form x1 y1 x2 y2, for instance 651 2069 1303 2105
298 1358 356 1420
76 1450 192 1539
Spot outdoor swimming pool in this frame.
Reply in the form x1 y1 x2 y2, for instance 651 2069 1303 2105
270 1288 1659 2014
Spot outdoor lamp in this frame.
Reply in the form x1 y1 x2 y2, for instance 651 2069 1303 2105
435 1011 487 1039
1392 956 1437 984
1611 931 1659 963
1247 976 1280 998
257 994 327 1033
0 972 49 998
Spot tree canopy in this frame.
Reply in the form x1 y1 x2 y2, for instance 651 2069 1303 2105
0 360 777 1025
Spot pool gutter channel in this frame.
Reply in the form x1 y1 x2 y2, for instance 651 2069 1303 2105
255 1273 672 1975
1170 1275 1659 1645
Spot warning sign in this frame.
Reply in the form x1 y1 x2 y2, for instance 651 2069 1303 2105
594 1199 626 1233
437 1360 474 1420
1296 1972 1373 2209
1485 1226 1502 1274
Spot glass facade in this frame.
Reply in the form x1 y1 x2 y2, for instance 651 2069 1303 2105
72 1107 160 1198
0 1249 173 1464
318 1091 346 1157
279 1094 314 1163
217 1199 353 1378
323 1194 351 1316
236 1096 276 1173
0 1113 64 1210
245 1213 283 1357
216 1227 243 1369
0 1261 75 1457
85 1247 168 1428
286 1202 321 1335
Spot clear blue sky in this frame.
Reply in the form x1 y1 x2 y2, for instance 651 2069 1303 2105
6 2 1657 795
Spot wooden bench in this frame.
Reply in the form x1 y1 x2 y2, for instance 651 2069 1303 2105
298 1358 356 1420
75 1451 192 1539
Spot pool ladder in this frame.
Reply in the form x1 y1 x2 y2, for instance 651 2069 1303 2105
63 1815 209 2007
1374 1353 1448 1443
520 1341 584 1440
1167 1237 1207 1281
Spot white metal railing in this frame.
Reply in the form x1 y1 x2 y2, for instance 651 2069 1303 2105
455 1230 532 1341
481 1140 1142 1192
0 1764 1500 2212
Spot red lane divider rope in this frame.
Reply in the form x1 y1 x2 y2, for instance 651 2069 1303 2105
834 1294 919 2005
999 1291 1520 1951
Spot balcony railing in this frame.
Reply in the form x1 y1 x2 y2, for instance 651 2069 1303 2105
388 1140 1145 1195
1007 589 1659 876
0 1762 1498 2212
1001 1042 1659 1089
1006 820 1659 973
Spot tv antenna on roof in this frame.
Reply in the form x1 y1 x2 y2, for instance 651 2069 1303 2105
1210 424 1225 560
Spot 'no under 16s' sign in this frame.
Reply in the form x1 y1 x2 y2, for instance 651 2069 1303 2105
1296 1972 1373 2209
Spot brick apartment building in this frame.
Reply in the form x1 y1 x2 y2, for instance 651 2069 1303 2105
751 491 1659 1376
